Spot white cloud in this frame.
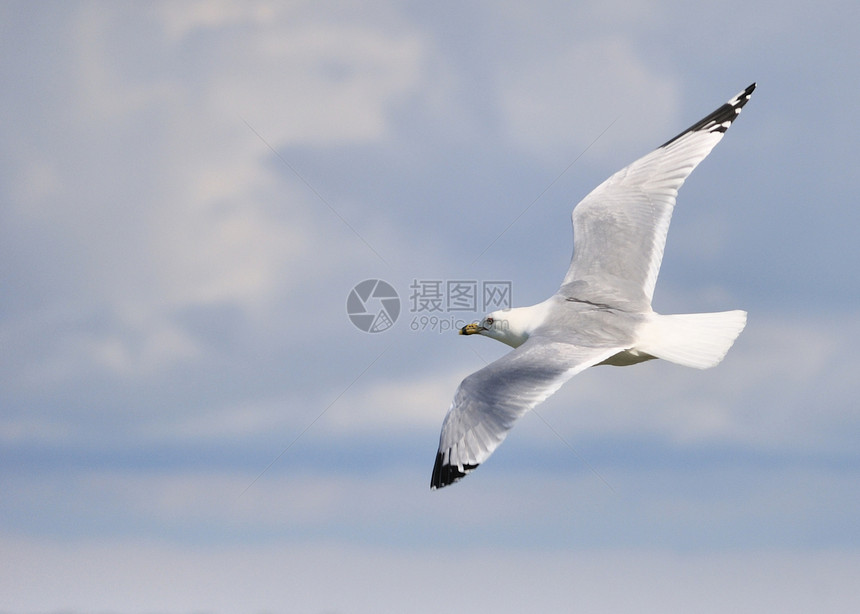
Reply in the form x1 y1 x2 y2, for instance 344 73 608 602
154 0 281 41
325 366 464 432
64 316 201 378
6 457 856 550
2 529 859 614
149 0 429 147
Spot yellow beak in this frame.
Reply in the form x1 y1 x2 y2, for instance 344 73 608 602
459 322 482 335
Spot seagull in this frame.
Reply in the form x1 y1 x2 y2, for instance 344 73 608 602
431 83 756 489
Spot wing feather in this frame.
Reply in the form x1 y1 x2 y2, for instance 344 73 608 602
430 340 622 488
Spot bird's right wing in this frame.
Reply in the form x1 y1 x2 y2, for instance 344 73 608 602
431 339 623 489
560 83 755 310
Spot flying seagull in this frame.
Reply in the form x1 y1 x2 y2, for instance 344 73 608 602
431 83 756 489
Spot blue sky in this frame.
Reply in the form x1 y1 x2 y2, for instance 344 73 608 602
2 1 859 612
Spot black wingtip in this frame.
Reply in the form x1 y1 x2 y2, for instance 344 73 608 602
430 451 479 490
659 82 756 149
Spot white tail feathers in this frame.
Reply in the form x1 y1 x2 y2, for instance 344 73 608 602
637 310 747 369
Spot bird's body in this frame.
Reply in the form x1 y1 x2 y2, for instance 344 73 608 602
431 83 756 489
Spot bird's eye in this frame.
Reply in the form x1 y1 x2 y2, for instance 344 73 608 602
485 317 494 326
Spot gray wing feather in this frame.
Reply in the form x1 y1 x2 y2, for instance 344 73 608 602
431 339 622 488
561 84 755 310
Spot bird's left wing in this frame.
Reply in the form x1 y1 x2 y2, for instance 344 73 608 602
560 83 755 310
431 339 622 489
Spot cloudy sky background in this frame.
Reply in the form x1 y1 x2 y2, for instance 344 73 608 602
2 1 859 612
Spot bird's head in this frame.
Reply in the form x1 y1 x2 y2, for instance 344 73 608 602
459 311 524 348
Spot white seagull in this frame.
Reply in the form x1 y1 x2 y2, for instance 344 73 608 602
431 83 756 489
